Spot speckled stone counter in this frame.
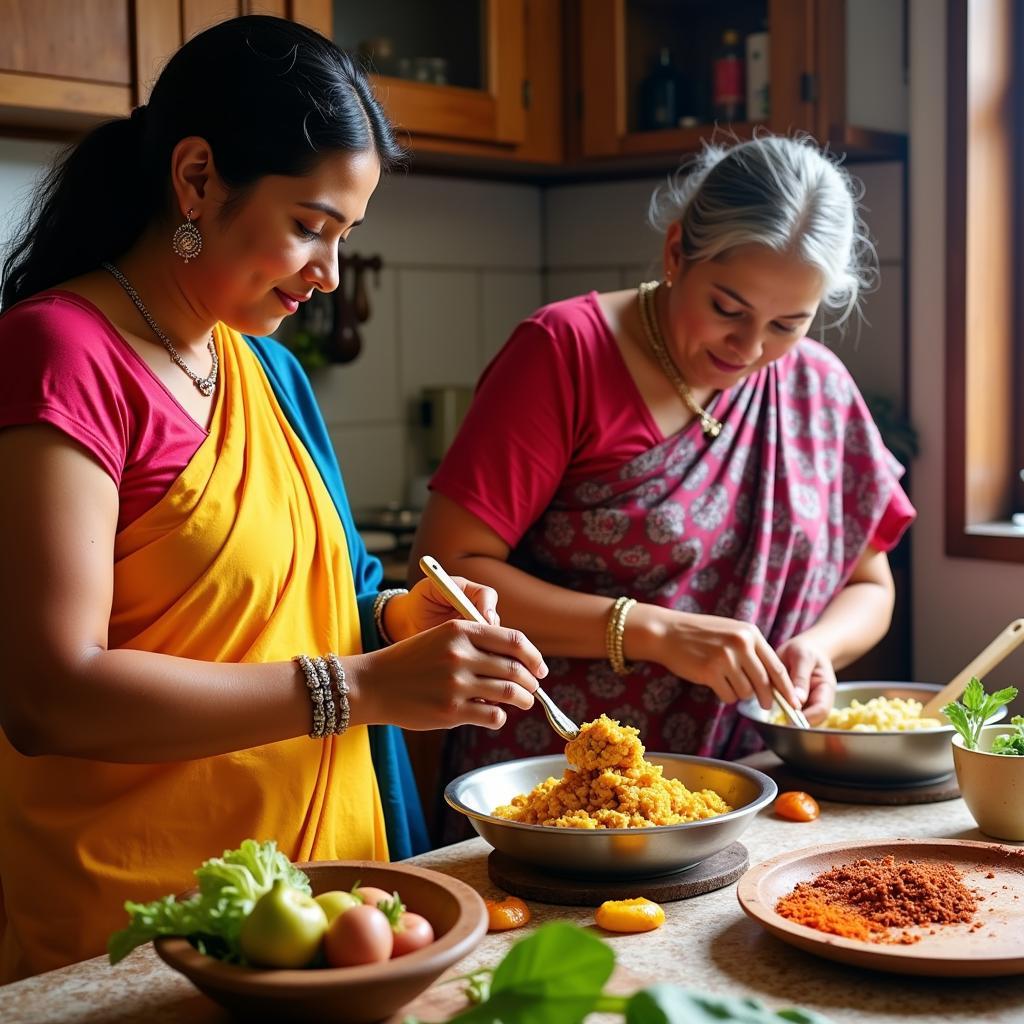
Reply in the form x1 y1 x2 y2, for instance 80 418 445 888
3 773 1023 1024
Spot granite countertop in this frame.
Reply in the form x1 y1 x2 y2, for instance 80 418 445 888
3 766 1023 1024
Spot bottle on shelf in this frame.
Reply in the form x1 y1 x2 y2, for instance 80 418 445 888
712 29 745 123
746 25 770 122
639 47 679 132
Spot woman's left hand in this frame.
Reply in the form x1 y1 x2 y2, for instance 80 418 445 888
774 635 838 726
382 576 500 644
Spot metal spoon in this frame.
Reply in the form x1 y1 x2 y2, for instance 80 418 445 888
418 555 580 742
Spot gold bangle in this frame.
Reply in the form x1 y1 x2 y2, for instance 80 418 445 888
606 596 637 676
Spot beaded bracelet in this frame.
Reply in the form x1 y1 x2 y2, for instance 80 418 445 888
295 654 327 738
372 587 409 645
325 653 351 735
606 596 638 676
294 653 350 739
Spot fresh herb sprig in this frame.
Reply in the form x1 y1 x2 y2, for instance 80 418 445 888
405 923 831 1024
941 677 1018 751
991 715 1024 756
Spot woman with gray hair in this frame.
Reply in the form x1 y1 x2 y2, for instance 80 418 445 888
413 134 914 820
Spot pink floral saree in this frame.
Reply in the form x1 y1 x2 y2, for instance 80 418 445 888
441 340 913 826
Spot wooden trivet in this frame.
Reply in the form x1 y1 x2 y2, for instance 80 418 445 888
745 752 961 805
487 841 749 906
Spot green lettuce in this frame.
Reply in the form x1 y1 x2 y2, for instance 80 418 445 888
991 715 1024 756
108 838 309 965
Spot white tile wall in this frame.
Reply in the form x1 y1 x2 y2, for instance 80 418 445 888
545 269 621 304
0 140 906 511
0 138 63 268
543 178 663 268
310 267 402 425
328 423 408 509
358 174 542 269
480 271 543 368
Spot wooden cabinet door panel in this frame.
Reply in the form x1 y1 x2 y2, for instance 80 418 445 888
0 0 131 84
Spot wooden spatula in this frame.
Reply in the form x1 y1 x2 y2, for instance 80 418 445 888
920 618 1024 719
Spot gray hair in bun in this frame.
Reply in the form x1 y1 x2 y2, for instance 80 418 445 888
649 134 877 329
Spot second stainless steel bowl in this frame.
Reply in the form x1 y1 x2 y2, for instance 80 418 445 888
738 681 1007 787
445 753 776 878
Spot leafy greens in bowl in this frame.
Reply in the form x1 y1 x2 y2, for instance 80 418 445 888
940 677 1019 752
108 838 310 965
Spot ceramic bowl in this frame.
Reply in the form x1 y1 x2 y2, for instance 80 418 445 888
953 725 1024 841
739 682 1005 787
154 860 488 1024
445 752 776 878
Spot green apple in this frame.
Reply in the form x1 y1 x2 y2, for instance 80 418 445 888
239 879 328 968
315 889 362 924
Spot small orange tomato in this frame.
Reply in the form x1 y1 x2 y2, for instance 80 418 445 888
774 790 820 822
594 897 665 933
485 896 531 932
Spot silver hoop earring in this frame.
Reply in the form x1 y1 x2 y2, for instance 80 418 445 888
171 209 203 263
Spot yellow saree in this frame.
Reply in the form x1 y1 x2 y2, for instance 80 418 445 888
0 324 387 981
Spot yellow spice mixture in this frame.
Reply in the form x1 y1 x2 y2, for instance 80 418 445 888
492 715 732 829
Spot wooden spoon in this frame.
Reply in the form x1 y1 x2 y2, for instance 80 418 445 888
920 618 1024 719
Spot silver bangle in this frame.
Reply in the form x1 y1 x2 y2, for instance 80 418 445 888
326 653 350 735
312 656 337 736
295 654 327 739
373 587 408 645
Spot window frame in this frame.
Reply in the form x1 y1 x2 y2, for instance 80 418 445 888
944 0 1024 561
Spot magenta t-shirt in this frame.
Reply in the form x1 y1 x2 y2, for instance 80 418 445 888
432 292 914 551
0 291 207 532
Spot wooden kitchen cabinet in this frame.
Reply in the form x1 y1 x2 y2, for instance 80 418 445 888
574 0 906 163
0 0 176 132
0 0 338 136
326 0 564 163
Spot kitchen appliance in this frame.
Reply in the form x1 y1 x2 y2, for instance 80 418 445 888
419 385 472 468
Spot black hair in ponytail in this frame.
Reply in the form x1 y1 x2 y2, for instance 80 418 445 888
1 15 402 309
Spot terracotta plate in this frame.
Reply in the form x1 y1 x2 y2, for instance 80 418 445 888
737 837 1024 977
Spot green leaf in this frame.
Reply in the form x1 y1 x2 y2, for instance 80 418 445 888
624 985 835 1024
941 701 973 747
491 925 610 1003
962 677 985 711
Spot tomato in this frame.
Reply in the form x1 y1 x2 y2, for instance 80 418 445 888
354 885 393 908
239 879 328 968
774 790 820 822
485 896 531 932
323 904 394 967
315 890 362 924
391 911 435 958
594 897 665 933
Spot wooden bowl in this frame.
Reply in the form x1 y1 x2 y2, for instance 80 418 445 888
154 860 488 1024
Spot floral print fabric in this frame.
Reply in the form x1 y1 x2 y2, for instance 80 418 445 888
441 339 914 809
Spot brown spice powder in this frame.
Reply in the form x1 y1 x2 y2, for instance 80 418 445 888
776 856 977 945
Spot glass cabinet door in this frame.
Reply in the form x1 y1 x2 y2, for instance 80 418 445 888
331 0 526 145
579 0 815 158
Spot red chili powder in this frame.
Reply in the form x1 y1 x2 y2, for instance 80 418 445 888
776 856 977 944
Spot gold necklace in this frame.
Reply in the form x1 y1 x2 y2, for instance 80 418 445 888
636 280 721 439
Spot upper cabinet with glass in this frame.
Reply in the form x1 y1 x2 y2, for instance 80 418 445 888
330 0 527 147
575 0 907 161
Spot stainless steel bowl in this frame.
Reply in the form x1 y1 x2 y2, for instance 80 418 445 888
444 753 777 878
738 681 1008 787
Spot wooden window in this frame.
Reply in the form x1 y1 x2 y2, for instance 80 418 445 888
945 0 1024 560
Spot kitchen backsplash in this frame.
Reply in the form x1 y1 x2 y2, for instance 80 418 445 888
0 138 904 512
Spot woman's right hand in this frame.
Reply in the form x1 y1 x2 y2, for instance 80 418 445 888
350 620 547 731
628 604 799 711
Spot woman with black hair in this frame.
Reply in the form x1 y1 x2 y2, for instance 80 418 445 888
0 16 545 980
